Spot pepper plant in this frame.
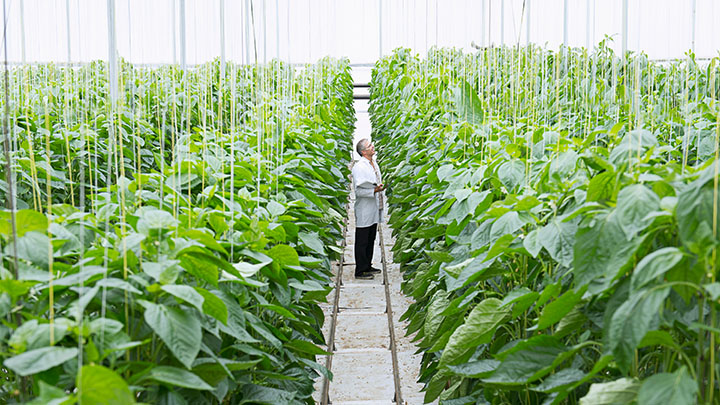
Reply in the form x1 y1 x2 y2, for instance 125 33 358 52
370 46 720 404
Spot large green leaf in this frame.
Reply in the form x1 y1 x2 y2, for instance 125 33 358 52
424 290 450 342
538 218 577 267
77 365 135 405
483 335 566 384
298 231 324 255
142 365 213 390
162 285 205 312
178 252 219 286
284 339 331 355
636 367 696 405
26 381 72 405
451 78 484 127
549 150 578 180
615 184 660 239
497 160 525 191
606 287 670 372
240 383 295 405
533 368 586 393
587 171 616 202
141 301 201 369
439 298 508 367
0 209 49 238
538 287 584 329
195 287 229 325
573 211 644 294
12 231 51 268
630 247 684 291
142 260 181 284
447 359 500 378
444 190 491 224
579 378 639 405
490 211 529 243
4 346 78 376
676 172 720 254
266 244 300 267
136 208 178 235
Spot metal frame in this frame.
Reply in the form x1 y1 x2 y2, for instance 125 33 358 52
622 0 628 56
179 0 186 69
106 0 118 105
563 0 568 47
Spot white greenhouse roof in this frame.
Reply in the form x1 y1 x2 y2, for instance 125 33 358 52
3 0 720 65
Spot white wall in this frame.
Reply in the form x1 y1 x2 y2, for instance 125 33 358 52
3 0 719 65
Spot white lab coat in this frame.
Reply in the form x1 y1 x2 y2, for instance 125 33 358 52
352 156 383 228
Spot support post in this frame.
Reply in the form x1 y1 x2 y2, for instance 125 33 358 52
586 0 591 49
244 0 251 65
563 0 568 47
66 0 72 63
172 0 177 64
378 0 383 59
179 0 187 69
107 0 118 105
275 0 279 60
691 0 696 52
481 0 486 47
20 0 26 63
526 0 530 45
500 0 504 45
220 0 226 75
621 0 628 57
262 0 266 63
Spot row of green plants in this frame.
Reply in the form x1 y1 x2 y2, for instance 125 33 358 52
370 45 720 404
0 58 355 403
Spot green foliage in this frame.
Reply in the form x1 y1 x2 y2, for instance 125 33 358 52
370 45 720 404
0 58 356 403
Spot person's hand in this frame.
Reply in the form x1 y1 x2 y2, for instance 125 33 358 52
374 184 385 193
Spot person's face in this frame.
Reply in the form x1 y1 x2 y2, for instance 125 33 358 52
363 141 376 158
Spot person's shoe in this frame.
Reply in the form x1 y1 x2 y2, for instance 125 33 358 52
369 267 382 274
354 272 374 280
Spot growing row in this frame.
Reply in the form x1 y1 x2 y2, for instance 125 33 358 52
371 46 720 404
0 58 355 403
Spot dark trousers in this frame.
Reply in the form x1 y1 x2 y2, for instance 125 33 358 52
354 223 377 275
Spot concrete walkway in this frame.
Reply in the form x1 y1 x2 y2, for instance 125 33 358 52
312 68 431 405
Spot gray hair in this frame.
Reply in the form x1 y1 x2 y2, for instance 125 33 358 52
356 138 370 156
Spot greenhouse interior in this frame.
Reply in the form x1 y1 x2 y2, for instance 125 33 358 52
1 0 720 404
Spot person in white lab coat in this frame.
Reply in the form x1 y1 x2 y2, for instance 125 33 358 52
352 139 385 280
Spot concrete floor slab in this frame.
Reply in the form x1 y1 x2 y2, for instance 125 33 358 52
328 351 396 402
334 313 390 351
339 284 387 312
